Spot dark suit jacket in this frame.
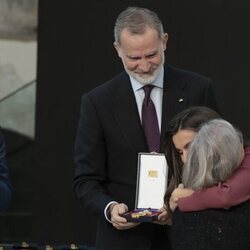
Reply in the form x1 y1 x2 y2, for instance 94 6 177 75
73 65 219 250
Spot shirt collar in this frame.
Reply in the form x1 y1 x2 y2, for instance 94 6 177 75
130 66 164 92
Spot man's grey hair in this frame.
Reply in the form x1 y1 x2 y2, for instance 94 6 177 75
114 6 164 45
182 119 243 190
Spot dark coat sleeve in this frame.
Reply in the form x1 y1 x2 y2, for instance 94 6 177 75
73 94 114 220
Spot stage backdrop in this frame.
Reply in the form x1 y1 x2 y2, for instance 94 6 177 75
34 0 250 246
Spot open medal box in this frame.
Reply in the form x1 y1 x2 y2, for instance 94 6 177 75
122 153 168 223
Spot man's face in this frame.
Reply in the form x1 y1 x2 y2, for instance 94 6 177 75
114 27 168 85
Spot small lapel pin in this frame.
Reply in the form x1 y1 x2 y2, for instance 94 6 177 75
178 98 184 103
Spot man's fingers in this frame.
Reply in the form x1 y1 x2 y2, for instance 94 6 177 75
110 203 128 224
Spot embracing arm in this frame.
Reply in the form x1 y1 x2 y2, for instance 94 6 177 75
178 147 250 212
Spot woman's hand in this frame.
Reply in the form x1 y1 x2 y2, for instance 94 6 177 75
154 206 172 225
169 184 194 211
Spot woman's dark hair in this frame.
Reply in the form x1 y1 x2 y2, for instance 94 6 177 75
163 106 221 209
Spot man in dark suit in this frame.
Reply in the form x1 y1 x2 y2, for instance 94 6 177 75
73 6 219 250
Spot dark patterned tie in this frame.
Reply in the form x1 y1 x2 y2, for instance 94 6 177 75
142 85 160 152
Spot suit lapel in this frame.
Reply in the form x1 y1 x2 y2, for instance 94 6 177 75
109 67 190 153
109 73 147 153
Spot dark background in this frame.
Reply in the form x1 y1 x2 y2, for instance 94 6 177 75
3 0 250 246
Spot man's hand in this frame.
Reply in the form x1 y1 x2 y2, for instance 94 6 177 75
169 184 194 211
109 203 140 230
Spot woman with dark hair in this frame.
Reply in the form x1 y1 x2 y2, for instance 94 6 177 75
163 107 250 249
169 119 250 249
164 106 250 213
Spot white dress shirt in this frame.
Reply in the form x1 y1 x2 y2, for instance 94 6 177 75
104 66 165 222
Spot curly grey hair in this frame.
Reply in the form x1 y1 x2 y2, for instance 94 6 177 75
182 119 243 190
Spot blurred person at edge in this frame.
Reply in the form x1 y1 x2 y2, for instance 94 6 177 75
0 128 12 211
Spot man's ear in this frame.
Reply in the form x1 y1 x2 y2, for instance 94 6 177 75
114 42 122 58
162 33 169 50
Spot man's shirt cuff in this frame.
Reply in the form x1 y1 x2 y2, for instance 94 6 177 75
104 201 118 223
